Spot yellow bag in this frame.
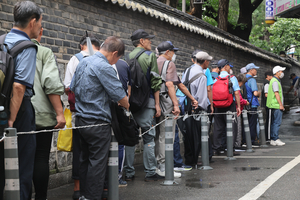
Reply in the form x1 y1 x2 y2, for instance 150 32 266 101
57 108 73 152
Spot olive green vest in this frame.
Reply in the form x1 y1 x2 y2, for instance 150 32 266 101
266 77 282 109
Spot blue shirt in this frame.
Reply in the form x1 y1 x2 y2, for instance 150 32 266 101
211 72 219 83
292 76 299 86
4 29 37 97
115 59 131 94
219 71 240 101
71 52 126 122
246 74 259 107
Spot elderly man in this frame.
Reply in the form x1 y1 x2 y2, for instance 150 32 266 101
71 36 129 200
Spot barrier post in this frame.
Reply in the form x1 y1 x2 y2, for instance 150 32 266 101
258 110 268 148
198 112 213 170
161 114 178 186
242 110 254 153
4 128 20 200
224 111 236 161
108 131 119 200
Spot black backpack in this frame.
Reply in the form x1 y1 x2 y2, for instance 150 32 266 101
0 34 37 117
126 49 150 113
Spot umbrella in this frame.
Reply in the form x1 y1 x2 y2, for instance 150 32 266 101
85 31 94 56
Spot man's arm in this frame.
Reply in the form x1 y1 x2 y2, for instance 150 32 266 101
253 91 261 97
274 91 284 111
166 81 180 116
127 85 131 99
154 90 161 117
8 83 26 127
48 94 66 129
265 93 268 97
234 90 241 117
286 85 294 94
177 83 198 108
118 96 130 110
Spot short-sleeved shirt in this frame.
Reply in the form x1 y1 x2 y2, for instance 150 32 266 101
4 29 37 97
292 76 299 86
264 84 269 94
182 64 213 86
70 52 126 122
272 77 284 104
157 56 180 85
246 74 259 107
219 71 240 101
114 59 131 93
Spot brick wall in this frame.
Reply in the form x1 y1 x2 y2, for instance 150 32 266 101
1 0 299 188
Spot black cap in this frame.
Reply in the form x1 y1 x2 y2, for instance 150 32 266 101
265 71 273 77
217 59 232 69
130 29 155 41
157 41 179 53
290 73 296 79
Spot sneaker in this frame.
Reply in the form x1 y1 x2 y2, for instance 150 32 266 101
270 140 277 146
274 139 285 146
118 179 127 187
144 173 165 182
156 169 181 178
125 175 134 181
174 165 192 171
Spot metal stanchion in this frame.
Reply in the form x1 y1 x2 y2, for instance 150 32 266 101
199 112 213 170
161 114 178 186
242 110 254 153
4 128 20 200
224 111 236 161
108 131 119 200
258 110 268 148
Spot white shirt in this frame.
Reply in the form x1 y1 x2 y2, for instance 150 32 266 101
64 51 89 88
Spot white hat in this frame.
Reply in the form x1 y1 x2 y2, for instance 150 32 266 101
196 51 213 61
240 67 247 74
273 66 286 74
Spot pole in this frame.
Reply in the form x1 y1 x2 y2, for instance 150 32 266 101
108 131 119 200
161 114 178 186
4 128 20 200
242 110 254 153
182 0 186 13
199 112 213 170
224 111 236 161
258 110 268 147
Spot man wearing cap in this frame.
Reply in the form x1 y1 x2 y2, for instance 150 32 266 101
286 73 299 101
267 66 286 146
212 59 241 155
155 41 197 175
261 71 273 141
245 63 261 145
124 29 164 182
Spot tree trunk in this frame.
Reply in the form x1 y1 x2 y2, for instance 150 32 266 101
218 0 229 31
190 0 203 19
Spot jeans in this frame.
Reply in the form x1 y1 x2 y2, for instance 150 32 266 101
270 109 283 141
173 125 183 167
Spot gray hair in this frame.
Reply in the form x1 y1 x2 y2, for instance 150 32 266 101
14 1 43 28
132 39 140 47
236 73 246 83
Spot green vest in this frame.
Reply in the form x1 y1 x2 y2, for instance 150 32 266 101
266 77 282 109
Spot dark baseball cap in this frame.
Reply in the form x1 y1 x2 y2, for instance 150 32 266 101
217 59 233 69
157 41 179 53
130 29 155 41
290 73 296 79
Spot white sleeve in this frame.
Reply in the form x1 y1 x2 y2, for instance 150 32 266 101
64 56 80 88
264 84 269 93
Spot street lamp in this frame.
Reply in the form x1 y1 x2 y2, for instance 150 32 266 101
194 0 204 4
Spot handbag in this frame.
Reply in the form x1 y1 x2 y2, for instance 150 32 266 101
57 108 73 152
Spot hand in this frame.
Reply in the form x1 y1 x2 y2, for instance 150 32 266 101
155 104 161 118
172 105 180 118
236 107 241 117
280 105 285 111
246 101 250 106
192 99 198 108
8 119 14 128
210 104 214 114
54 114 66 129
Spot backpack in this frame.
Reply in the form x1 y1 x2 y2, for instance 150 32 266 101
126 49 150 113
0 34 37 117
212 75 234 108
159 60 173 116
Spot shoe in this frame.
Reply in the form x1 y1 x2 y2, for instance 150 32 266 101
270 140 277 146
73 190 80 200
79 196 90 200
156 169 181 178
125 175 134 181
118 179 127 187
252 144 259 148
144 173 165 182
274 139 285 146
174 165 192 171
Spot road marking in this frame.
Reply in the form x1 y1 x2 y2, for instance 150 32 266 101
239 154 300 200
213 156 296 159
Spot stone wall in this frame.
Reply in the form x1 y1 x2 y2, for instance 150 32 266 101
1 0 300 189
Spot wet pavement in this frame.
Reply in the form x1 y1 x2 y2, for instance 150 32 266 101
46 109 300 200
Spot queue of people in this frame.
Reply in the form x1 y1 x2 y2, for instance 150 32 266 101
0 1 290 200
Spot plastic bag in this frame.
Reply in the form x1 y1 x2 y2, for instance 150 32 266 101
57 108 73 152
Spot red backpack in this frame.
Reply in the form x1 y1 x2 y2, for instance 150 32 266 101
213 75 233 108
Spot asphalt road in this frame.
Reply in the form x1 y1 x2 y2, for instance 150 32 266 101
46 108 300 200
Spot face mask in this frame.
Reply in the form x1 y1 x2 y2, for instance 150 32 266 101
171 53 176 62
279 72 284 79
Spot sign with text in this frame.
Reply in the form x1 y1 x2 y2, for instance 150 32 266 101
274 0 297 15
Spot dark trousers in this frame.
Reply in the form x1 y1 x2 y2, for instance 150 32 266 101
247 107 258 144
212 102 237 151
265 107 271 140
0 98 36 200
33 129 53 200
76 117 111 200
207 105 213 160
173 125 184 167
72 128 81 180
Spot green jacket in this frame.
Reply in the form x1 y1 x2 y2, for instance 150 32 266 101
266 77 282 109
31 39 64 129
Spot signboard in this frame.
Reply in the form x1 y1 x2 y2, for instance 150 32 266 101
265 0 275 24
274 0 295 15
